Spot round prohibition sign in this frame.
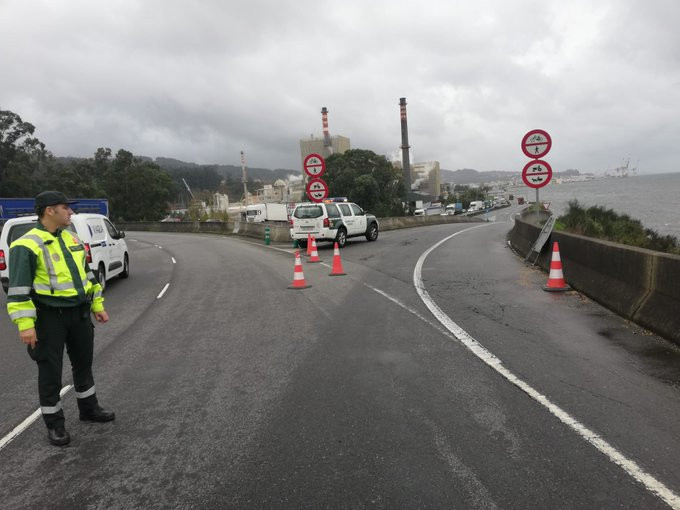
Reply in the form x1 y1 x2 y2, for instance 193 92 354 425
303 153 326 178
306 178 329 203
522 160 552 188
522 129 552 159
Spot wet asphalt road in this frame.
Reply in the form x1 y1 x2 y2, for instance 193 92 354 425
1 209 679 509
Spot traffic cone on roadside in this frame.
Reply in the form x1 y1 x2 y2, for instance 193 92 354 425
308 236 321 263
543 242 570 292
329 242 346 276
306 234 313 256
288 250 311 290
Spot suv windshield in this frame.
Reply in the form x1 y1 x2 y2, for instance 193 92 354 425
294 205 323 219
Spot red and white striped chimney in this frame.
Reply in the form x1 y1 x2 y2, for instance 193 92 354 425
321 106 333 155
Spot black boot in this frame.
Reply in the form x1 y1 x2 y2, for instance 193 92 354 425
79 405 115 422
48 426 70 446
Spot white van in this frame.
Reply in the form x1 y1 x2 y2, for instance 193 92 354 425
467 201 485 213
0 213 129 294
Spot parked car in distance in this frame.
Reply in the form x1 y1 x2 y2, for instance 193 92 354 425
0 213 129 294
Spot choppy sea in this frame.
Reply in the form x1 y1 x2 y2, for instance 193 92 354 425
507 172 680 239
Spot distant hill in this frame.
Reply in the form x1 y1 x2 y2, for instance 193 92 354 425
441 168 516 184
155 157 299 182
441 167 581 184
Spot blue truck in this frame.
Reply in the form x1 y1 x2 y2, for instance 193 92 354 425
0 198 109 225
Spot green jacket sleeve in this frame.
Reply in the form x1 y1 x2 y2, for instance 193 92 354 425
6 244 38 331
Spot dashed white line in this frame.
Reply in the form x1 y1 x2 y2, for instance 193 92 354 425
171 257 176 264
411 225 680 509
0 385 73 452
157 283 170 299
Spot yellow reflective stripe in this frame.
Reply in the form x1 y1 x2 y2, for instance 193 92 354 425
34 282 76 292
9 309 37 320
8 286 32 296
23 234 60 291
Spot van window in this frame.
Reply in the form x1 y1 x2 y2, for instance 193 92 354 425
294 205 323 219
87 219 106 241
325 204 340 218
103 219 119 238
338 204 352 216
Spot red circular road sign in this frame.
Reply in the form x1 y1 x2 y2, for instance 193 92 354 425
521 129 552 159
522 160 553 188
306 178 329 202
303 153 326 178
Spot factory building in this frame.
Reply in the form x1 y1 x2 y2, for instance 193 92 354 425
299 135 350 167
299 106 350 170
410 161 442 198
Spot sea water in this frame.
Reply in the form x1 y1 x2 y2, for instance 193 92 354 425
508 172 680 239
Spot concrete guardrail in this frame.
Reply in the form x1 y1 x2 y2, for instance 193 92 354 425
509 212 680 346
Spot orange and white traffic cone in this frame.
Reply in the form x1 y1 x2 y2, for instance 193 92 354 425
308 236 321 263
288 250 311 290
543 242 570 292
329 242 346 276
306 234 313 256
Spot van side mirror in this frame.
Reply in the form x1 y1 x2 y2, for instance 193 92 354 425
117 231 125 239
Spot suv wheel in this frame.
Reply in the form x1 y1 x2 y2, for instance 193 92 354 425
97 263 106 292
365 222 379 242
119 253 130 279
297 239 308 249
336 228 347 248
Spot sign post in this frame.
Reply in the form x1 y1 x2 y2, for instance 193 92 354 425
521 130 553 205
303 153 326 178
303 153 329 202
306 178 329 203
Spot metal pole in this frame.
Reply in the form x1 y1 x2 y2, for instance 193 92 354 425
241 150 248 206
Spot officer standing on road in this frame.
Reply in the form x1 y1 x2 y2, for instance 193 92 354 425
6 191 115 446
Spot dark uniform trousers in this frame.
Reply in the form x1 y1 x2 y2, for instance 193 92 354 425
30 303 100 429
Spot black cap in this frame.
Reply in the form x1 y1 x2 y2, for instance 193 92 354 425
35 191 77 208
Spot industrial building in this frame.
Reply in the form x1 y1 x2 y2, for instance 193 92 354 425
299 107 350 170
299 135 350 167
410 161 442 198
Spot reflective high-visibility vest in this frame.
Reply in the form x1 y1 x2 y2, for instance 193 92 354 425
6 224 104 331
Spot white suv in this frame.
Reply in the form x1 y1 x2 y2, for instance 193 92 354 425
0 213 129 293
290 200 379 248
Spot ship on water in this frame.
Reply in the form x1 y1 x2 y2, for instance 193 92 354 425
604 157 638 178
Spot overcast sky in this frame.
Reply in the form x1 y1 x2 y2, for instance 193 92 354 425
2 0 679 175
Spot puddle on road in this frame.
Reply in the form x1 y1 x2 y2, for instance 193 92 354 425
598 327 680 388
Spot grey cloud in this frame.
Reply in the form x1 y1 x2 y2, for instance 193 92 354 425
1 0 679 174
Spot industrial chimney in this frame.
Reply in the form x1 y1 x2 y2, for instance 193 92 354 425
240 150 248 205
399 97 412 195
321 106 333 156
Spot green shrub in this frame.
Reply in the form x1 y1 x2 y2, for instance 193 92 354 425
558 200 680 255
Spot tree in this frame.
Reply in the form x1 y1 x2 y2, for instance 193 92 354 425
103 149 174 221
451 184 490 209
324 149 405 217
0 109 49 196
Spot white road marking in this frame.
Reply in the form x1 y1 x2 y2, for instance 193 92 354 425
0 385 73 452
411 225 680 509
157 283 170 299
171 257 176 264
